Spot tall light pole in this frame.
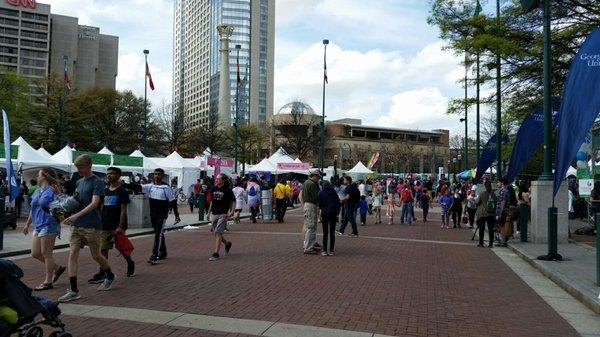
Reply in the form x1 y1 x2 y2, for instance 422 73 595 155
495 0 502 179
59 55 67 147
234 44 241 174
143 49 149 153
460 117 467 171
464 53 469 170
320 39 329 172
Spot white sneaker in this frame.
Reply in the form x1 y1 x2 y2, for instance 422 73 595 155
58 289 81 303
97 275 116 291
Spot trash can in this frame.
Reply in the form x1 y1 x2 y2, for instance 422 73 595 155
261 189 273 220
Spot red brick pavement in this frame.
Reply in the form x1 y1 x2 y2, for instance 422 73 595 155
13 208 578 337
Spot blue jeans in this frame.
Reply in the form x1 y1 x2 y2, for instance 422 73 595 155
339 204 358 235
400 202 413 224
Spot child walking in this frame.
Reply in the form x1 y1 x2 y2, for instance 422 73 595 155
359 195 368 226
438 189 454 229
420 188 432 222
386 193 396 225
372 188 382 224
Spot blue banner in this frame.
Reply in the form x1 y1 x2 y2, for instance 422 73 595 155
505 109 559 184
474 133 509 183
554 28 600 195
2 110 19 201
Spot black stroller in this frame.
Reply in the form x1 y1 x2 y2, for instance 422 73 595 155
0 259 71 337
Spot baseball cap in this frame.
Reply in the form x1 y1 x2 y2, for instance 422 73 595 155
308 168 321 177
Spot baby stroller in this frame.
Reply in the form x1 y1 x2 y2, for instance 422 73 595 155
0 259 71 337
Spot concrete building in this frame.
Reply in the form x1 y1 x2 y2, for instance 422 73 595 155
173 0 275 130
0 0 118 92
270 101 451 174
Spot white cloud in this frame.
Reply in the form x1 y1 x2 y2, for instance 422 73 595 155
275 41 465 135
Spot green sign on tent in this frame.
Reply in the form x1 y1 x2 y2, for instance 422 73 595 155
0 144 19 159
113 154 143 167
72 151 111 166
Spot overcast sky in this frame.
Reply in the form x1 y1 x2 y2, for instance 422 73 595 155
45 0 494 137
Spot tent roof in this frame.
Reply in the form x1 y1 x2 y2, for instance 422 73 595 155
11 136 27 146
36 147 52 159
130 149 146 157
98 146 114 155
203 147 212 156
269 147 295 164
10 137 68 170
247 157 276 172
347 161 374 174
293 158 302 163
52 145 75 165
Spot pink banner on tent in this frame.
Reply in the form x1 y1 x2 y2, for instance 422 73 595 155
277 163 310 170
207 156 234 168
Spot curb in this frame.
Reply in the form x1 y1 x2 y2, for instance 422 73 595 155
0 215 252 259
507 243 600 315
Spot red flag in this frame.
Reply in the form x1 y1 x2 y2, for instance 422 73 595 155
236 54 241 87
64 63 71 93
324 58 328 84
145 61 155 90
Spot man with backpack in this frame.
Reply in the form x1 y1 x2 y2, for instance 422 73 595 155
475 180 497 247
246 177 260 223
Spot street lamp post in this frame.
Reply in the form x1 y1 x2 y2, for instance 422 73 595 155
59 55 67 147
460 117 467 171
452 157 457 182
458 154 462 173
464 53 469 171
234 44 241 174
320 39 329 172
143 49 149 153
495 0 502 179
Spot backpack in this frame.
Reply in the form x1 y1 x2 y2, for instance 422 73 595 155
485 193 497 213
248 186 256 197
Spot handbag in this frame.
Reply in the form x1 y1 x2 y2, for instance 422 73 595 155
461 214 469 224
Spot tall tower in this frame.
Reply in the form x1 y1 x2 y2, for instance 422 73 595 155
172 0 275 130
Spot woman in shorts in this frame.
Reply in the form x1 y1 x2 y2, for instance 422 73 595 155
372 188 382 224
23 168 66 291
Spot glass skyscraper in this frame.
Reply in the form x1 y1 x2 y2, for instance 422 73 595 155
173 0 274 129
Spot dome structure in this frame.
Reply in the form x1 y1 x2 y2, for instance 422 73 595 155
275 101 316 116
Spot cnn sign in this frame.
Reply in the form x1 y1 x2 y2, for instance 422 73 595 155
6 0 36 9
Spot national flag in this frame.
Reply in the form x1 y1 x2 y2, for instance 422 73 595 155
236 53 241 87
146 61 155 91
2 110 20 202
64 63 71 93
475 0 482 16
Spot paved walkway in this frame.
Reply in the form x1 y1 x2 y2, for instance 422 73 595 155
6 206 598 337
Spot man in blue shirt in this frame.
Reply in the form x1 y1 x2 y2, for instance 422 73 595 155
59 155 115 303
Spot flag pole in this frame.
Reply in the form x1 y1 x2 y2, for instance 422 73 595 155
320 39 329 173
143 49 149 153
59 55 67 147
234 44 241 174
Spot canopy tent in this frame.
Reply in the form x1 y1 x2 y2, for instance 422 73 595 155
347 161 374 174
130 149 145 157
9 137 68 172
36 147 53 159
246 157 277 173
294 158 302 163
98 146 114 155
268 147 295 164
144 151 202 189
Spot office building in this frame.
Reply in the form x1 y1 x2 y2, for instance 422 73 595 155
173 0 275 129
0 0 118 93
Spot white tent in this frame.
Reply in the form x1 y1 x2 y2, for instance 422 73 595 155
9 137 68 172
98 146 114 155
37 147 53 159
268 147 295 164
130 149 146 157
566 166 577 177
144 151 201 190
247 157 277 173
52 145 75 166
294 158 302 163
347 161 374 174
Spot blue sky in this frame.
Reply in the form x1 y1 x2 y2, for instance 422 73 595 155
45 0 483 137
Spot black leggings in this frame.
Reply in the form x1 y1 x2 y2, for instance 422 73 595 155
321 216 336 252
477 216 495 246
467 208 476 227
151 217 167 258
451 208 461 227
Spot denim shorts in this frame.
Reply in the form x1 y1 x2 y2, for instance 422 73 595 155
33 224 60 237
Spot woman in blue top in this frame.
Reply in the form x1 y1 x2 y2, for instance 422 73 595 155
23 168 66 291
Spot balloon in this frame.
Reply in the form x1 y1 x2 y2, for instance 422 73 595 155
577 160 588 168
576 151 588 161
580 143 592 153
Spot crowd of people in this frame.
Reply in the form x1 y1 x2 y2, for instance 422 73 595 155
19 152 533 304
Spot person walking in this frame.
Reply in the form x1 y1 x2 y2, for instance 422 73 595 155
465 190 477 229
399 184 414 225
517 184 531 235
88 167 134 283
420 188 432 222
232 179 245 224
246 177 260 223
475 180 497 247
15 180 27 218
300 169 321 253
59 155 115 302
496 178 510 246
22 168 66 291
318 180 340 256
372 188 382 224
273 178 290 223
358 195 368 226
209 173 235 261
438 189 454 229
141 168 176 265
337 176 359 236
450 188 463 228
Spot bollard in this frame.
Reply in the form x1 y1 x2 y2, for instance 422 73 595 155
548 206 558 257
596 213 600 286
197 193 204 222
261 189 273 220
